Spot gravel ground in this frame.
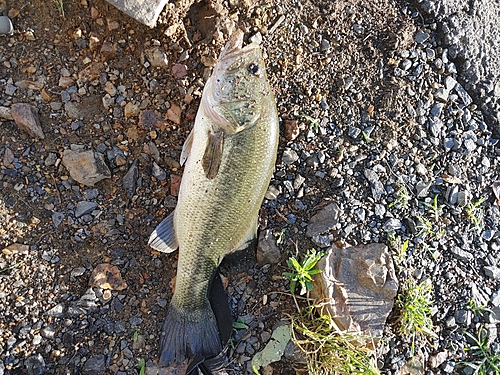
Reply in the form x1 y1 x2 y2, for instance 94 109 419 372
1 0 499 375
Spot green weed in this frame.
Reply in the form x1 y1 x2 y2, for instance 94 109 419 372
137 358 145 375
387 232 409 262
275 228 286 245
290 305 380 375
465 197 486 232
284 248 324 295
423 195 442 222
53 0 65 17
300 113 320 132
397 278 437 356
389 184 410 209
461 327 500 375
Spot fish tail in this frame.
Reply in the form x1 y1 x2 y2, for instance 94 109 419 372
159 301 222 366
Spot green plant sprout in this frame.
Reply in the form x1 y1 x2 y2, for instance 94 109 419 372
362 131 374 143
300 113 320 132
284 249 324 295
233 317 249 330
387 232 409 262
415 215 446 241
423 195 442 222
53 0 65 17
389 184 410 209
461 326 500 375
465 197 486 231
467 299 492 318
290 305 380 375
275 228 286 245
397 278 437 356
137 358 145 375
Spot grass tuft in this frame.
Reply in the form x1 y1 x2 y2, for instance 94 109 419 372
290 305 380 375
461 326 500 375
397 278 437 356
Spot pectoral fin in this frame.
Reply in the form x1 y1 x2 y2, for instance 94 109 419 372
148 211 179 253
202 131 224 180
180 129 194 166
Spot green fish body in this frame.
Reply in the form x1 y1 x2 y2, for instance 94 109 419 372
149 30 279 366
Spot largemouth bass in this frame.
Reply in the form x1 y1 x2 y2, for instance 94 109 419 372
148 30 279 366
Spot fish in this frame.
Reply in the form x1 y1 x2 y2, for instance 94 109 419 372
148 30 279 367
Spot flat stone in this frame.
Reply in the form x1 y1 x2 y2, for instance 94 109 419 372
82 354 106 374
89 263 128 290
364 169 385 201
257 230 281 266
306 203 340 238
0 16 14 35
414 30 430 43
11 103 45 139
454 83 473 106
166 103 182 124
62 149 111 186
282 148 299 165
152 162 167 180
25 354 46 375
450 247 473 261
429 350 448 369
75 201 98 218
145 47 168 68
123 160 138 199
104 0 169 27
484 266 500 280
52 212 65 228
311 243 398 342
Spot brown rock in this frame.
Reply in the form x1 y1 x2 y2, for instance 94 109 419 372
284 119 300 141
126 125 139 141
89 263 127 290
107 19 120 31
172 64 187 79
100 40 118 60
78 62 104 83
312 243 398 343
124 102 139 118
62 148 111 186
90 7 99 19
58 76 75 89
167 103 182 125
257 229 281 266
170 174 181 196
0 106 13 120
2 147 14 166
138 110 167 131
145 47 168 68
2 243 29 255
11 103 45 139
89 32 102 51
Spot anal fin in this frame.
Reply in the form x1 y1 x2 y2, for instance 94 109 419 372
148 211 179 253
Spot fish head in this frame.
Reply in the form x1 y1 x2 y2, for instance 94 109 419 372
202 30 271 134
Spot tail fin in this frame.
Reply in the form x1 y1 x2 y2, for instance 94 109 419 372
159 301 222 367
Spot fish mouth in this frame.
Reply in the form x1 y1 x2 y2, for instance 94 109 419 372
219 29 259 61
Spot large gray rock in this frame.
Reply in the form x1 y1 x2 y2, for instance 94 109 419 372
311 243 398 341
62 148 111 186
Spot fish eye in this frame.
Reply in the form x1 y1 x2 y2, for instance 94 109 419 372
248 63 259 74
